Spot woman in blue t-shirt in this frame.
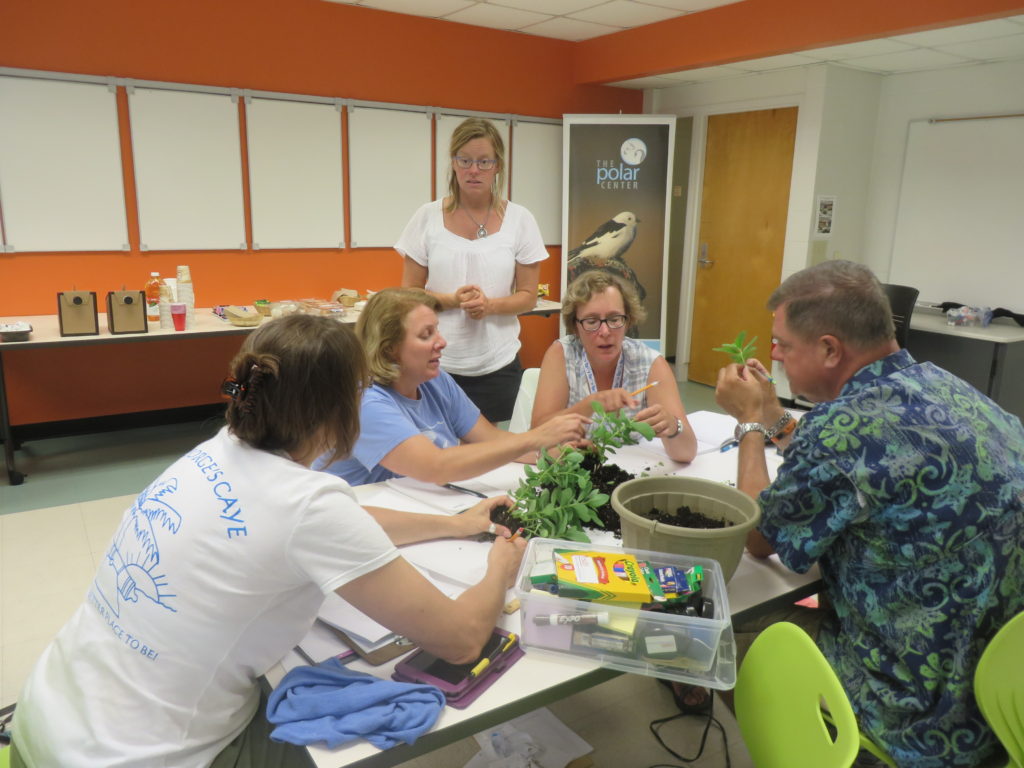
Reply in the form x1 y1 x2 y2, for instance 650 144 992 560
320 288 587 486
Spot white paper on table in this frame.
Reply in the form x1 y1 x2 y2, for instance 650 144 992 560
401 536 492 586
296 619 354 664
686 410 738 453
384 477 506 514
316 564 467 646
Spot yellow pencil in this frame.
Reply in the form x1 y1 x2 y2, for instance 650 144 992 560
509 527 524 542
629 381 660 397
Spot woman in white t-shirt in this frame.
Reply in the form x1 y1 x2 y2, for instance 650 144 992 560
11 314 526 768
532 270 698 464
398 117 546 422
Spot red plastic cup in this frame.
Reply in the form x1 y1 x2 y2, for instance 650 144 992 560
170 303 186 331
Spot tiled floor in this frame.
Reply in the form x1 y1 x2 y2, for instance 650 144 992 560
0 382 752 766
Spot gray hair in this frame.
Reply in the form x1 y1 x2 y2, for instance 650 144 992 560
768 260 895 347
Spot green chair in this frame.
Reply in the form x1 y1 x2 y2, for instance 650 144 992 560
735 621 894 768
975 610 1024 768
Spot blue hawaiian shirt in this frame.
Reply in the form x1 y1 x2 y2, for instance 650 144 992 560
760 349 1024 767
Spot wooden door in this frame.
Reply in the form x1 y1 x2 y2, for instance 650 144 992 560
688 107 797 385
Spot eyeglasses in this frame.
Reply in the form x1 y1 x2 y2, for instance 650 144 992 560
453 155 497 171
577 314 627 332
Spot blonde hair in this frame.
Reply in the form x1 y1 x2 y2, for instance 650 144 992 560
445 117 506 214
561 270 646 336
357 288 443 387
225 314 367 464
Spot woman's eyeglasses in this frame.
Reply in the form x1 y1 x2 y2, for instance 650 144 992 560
453 155 497 170
577 314 627 332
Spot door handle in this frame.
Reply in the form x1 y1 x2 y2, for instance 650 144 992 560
698 243 714 268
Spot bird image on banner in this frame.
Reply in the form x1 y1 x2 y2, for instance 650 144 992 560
567 211 646 301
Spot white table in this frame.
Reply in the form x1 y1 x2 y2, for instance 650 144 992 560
275 434 820 768
909 309 1024 418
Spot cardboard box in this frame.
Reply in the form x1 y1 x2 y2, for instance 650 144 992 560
57 291 99 337
106 290 148 334
515 538 736 689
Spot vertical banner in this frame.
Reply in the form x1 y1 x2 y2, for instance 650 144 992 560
562 115 676 349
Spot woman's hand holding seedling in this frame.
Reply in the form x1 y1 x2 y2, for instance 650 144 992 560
584 387 638 415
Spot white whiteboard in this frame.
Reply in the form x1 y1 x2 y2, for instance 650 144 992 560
434 114 511 201
247 98 344 249
890 117 1024 310
510 121 562 245
348 107 431 248
0 76 128 252
129 88 246 250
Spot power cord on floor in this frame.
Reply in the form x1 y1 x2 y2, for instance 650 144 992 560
646 691 731 768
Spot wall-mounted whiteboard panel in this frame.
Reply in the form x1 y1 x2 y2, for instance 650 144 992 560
129 88 245 251
0 76 128 252
890 117 1024 310
435 114 510 201
246 98 344 249
349 107 431 247
510 121 562 245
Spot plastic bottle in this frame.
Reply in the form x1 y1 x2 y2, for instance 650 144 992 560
145 272 163 321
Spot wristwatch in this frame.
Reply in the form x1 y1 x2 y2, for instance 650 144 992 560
734 422 769 442
765 411 796 444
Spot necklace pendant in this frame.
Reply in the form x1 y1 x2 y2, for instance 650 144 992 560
476 225 488 239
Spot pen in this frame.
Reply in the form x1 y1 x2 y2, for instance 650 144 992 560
749 366 775 385
444 483 488 499
469 633 518 678
629 381 659 397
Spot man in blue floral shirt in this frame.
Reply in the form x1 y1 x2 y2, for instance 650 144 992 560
716 261 1024 768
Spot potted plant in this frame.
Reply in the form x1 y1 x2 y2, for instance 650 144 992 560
493 402 654 541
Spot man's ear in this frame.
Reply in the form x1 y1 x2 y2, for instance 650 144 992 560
819 334 843 369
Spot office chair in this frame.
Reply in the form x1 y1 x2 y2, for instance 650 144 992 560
507 368 540 433
735 621 895 768
974 610 1024 767
881 283 920 349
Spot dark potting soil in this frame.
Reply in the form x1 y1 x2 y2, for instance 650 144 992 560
643 504 733 529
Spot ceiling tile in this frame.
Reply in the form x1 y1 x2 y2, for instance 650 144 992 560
641 0 744 11
798 38 915 60
519 16 620 40
841 48 975 73
890 18 1024 47
609 75 686 89
570 1 683 28
358 0 474 17
445 2 550 28
661 64 749 81
489 0 600 13
731 52 820 71
937 33 1024 61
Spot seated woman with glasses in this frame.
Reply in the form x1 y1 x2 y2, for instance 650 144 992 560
398 117 546 423
531 270 697 463
319 288 588 486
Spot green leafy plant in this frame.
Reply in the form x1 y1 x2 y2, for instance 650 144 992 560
713 330 757 365
507 402 655 542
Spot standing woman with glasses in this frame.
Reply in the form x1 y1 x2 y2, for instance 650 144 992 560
398 117 546 422
532 270 698 463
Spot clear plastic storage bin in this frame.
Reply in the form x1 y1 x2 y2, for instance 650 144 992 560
514 537 736 689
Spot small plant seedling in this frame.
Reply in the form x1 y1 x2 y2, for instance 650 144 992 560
713 331 757 365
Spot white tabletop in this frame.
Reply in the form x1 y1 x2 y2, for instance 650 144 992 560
275 424 820 768
910 309 1024 344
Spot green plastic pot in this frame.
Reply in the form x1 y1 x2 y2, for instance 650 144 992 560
611 476 761 582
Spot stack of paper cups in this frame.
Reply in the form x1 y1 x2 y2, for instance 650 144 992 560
176 265 195 329
158 283 175 329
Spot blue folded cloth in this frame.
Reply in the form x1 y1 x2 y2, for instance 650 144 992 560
266 658 445 750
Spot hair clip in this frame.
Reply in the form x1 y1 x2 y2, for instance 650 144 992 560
220 377 246 400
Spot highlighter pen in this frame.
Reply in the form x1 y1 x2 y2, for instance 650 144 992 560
469 633 518 678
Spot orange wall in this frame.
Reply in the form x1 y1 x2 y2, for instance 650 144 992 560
0 0 638 424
